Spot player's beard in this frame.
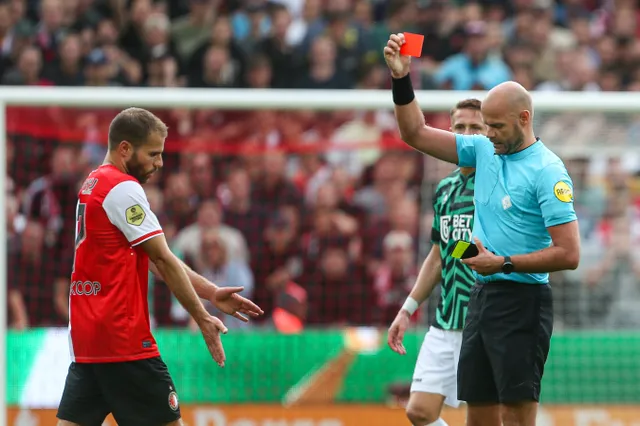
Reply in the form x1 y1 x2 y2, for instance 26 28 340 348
126 153 156 184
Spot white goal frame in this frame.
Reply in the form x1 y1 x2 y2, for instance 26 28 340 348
2 86 639 421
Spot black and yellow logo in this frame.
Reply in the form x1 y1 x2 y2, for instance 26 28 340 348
553 181 573 203
125 204 146 226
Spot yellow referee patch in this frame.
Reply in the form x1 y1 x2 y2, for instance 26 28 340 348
553 181 573 203
125 204 146 226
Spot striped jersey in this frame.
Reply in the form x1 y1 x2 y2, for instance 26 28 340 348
431 169 476 330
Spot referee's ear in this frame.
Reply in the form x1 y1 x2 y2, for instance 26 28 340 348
519 110 532 127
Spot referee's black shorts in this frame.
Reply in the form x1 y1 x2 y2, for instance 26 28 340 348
457 281 553 404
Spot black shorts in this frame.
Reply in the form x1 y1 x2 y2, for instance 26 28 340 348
457 281 553 404
57 356 181 426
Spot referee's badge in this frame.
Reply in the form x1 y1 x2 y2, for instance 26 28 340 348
553 181 573 203
502 195 512 210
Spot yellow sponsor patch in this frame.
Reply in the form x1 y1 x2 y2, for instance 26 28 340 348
554 181 573 203
125 204 146 226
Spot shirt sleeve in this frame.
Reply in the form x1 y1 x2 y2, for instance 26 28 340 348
102 180 163 246
536 162 578 228
455 134 481 167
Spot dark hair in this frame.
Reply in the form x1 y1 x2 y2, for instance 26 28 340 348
108 107 168 150
450 98 482 116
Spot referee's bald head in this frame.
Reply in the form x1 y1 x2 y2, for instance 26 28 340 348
483 81 533 122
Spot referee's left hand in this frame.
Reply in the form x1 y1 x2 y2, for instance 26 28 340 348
462 238 503 276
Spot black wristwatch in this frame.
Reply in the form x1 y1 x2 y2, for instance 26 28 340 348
502 256 514 274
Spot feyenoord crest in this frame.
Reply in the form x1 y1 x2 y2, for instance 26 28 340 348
168 391 179 411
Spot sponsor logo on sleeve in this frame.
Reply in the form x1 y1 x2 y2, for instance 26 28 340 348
125 204 146 226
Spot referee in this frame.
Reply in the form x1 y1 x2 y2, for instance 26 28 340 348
383 34 581 426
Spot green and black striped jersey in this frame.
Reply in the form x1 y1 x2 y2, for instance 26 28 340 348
431 169 476 330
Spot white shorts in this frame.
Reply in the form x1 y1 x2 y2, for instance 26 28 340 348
410 326 464 408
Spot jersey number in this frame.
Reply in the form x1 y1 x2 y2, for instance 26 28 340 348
72 203 87 273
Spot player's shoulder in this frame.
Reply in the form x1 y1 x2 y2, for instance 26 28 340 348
83 165 141 195
437 169 461 190
433 171 459 204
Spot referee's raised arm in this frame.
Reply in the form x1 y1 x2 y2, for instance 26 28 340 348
384 33 459 164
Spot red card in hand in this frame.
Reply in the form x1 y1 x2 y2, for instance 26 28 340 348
400 32 424 57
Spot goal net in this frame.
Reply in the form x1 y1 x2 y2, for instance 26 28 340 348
5 88 640 425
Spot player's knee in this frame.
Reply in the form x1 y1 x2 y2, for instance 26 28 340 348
406 403 440 425
501 401 537 426
466 403 501 426
56 421 82 426
163 419 184 426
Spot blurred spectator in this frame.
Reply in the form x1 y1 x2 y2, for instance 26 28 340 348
43 33 83 85
173 199 249 263
267 281 307 333
220 166 269 243
2 45 47 85
171 0 219 64
183 229 254 330
373 230 418 325
255 4 297 88
304 245 369 325
296 35 351 89
252 150 303 212
8 219 69 327
433 21 511 90
251 211 302 320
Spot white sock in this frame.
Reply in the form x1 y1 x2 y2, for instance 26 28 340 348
426 419 449 426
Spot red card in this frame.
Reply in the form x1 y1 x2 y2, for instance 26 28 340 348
400 32 424 57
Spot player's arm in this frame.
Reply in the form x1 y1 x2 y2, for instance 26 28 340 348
102 180 212 323
401 244 442 316
511 164 581 272
141 236 211 323
8 288 28 330
393 99 482 168
149 260 218 300
394 100 459 163
400 198 444 315
386 33 471 165
54 278 70 321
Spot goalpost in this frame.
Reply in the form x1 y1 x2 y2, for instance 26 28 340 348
3 86 640 424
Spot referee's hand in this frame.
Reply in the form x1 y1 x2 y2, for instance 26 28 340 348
388 311 411 355
384 33 411 79
462 238 503 276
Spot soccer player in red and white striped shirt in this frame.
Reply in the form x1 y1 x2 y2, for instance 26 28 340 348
57 107 263 426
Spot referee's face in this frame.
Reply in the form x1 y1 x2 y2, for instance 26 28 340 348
482 110 525 155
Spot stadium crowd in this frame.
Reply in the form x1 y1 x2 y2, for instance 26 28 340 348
5 0 640 331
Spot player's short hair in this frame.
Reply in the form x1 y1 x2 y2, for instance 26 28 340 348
108 107 168 151
450 98 482 116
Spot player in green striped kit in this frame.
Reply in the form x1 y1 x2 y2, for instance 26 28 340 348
387 98 485 426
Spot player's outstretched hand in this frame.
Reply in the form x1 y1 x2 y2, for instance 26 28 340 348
209 286 264 322
383 33 411 79
387 311 411 355
198 315 228 367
